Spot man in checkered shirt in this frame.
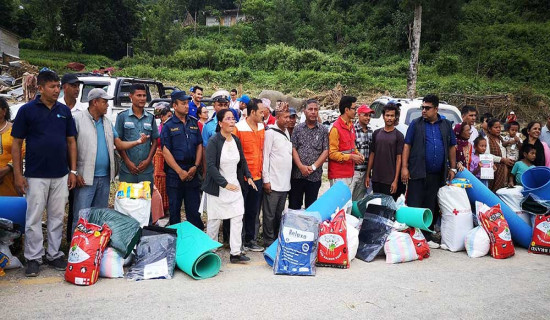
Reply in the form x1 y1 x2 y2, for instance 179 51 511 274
350 105 374 200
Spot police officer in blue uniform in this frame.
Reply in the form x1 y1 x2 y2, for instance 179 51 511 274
161 91 204 229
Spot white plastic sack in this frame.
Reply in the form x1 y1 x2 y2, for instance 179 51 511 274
384 231 418 264
114 197 151 227
0 243 22 269
464 226 490 258
346 221 359 261
438 186 473 252
345 214 360 229
496 186 531 226
99 247 124 278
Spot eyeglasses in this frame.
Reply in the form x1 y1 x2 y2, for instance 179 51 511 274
421 106 434 111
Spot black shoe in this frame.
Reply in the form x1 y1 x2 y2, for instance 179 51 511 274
244 241 264 252
25 260 40 277
46 256 67 271
230 254 251 264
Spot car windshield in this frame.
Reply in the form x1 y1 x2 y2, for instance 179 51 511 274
80 83 110 103
405 108 461 127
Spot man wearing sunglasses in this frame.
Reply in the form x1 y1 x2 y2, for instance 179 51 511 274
401 94 457 247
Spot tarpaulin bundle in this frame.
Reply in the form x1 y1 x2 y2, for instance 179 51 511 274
85 208 142 258
356 204 395 262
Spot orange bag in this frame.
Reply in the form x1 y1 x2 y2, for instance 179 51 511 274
65 218 112 286
478 204 515 259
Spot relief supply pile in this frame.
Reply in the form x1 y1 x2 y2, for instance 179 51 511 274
274 209 321 276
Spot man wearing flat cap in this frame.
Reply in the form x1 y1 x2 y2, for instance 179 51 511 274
58 73 82 112
161 91 204 229
71 88 149 237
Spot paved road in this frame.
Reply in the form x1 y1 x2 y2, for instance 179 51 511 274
1 246 549 319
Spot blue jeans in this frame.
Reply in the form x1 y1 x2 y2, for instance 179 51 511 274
71 176 111 234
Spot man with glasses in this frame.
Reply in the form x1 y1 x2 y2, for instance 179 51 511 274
161 91 204 229
328 95 364 189
401 94 457 247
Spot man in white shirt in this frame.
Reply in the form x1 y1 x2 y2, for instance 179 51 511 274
262 103 292 247
541 114 550 146
229 89 239 110
58 73 82 112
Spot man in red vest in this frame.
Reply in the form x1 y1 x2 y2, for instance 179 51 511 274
328 96 364 188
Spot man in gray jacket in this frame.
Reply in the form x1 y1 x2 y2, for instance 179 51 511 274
71 88 148 235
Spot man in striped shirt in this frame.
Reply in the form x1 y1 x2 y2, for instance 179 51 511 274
350 105 374 200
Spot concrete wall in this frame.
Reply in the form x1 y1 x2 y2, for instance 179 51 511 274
0 28 20 58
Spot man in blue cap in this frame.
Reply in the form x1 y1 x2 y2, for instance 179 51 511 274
161 90 204 229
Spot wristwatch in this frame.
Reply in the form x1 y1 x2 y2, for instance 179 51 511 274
450 168 457 173
70 170 79 176
311 164 317 171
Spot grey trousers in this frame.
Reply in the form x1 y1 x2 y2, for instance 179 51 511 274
24 175 68 261
262 190 287 247
350 170 372 201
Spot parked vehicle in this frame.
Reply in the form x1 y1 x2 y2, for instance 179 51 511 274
369 96 462 135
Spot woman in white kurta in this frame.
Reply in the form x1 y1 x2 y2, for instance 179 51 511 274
204 109 256 263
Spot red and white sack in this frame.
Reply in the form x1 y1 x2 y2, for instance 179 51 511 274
464 226 490 258
384 230 418 264
478 204 515 259
404 227 430 260
65 218 112 286
318 210 349 268
438 186 473 251
529 215 550 255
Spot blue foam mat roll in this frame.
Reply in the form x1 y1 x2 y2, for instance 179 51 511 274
456 170 532 248
264 181 351 266
0 196 27 233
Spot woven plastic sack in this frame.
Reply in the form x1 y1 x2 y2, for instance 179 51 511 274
317 210 349 268
99 247 124 278
65 218 112 286
438 186 473 252
384 230 418 264
464 226 490 258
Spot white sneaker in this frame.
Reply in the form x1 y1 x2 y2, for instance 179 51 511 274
428 241 440 249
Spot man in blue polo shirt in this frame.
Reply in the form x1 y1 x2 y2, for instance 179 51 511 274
188 85 205 118
401 94 457 246
161 91 204 229
115 84 159 184
71 88 149 237
11 70 78 277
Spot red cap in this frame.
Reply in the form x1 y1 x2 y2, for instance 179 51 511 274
357 104 374 114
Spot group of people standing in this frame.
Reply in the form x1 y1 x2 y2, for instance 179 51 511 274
2 68 550 275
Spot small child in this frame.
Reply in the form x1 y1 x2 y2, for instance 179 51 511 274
508 144 536 186
503 121 522 162
471 136 489 187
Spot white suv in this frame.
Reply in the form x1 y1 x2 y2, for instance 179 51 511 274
368 96 462 135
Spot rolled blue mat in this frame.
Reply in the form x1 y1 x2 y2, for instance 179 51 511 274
264 181 351 266
521 166 550 200
456 170 531 248
0 196 27 233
